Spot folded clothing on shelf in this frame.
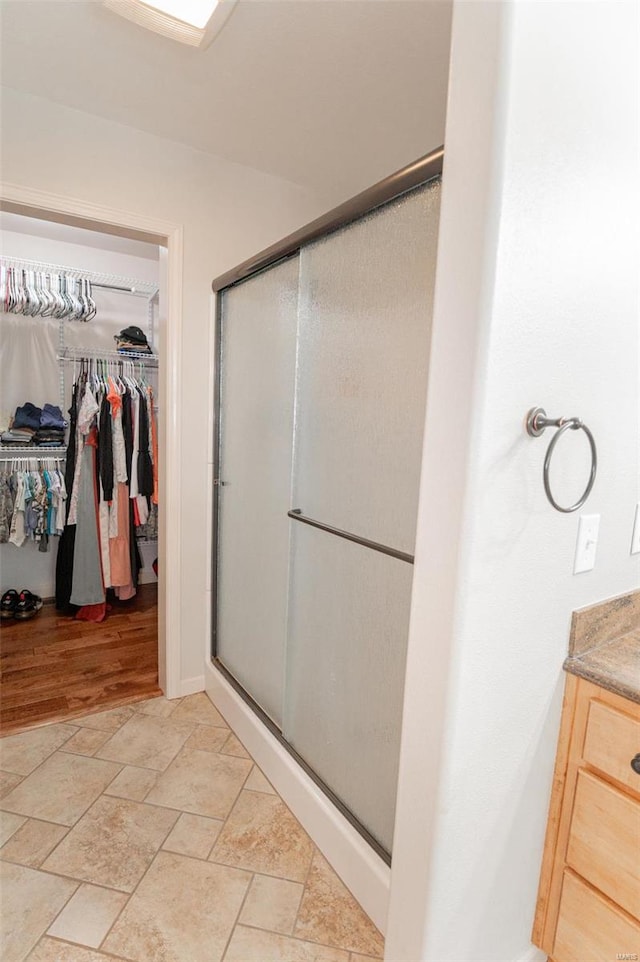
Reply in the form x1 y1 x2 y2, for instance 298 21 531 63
13 402 42 431
40 404 66 430
116 341 153 354
1 431 33 446
2 402 68 446
114 325 153 355
33 429 65 446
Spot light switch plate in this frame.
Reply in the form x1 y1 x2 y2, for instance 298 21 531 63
574 514 600 574
631 504 640 555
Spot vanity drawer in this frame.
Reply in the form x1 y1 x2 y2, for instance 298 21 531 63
583 699 640 793
566 769 640 920
553 870 640 962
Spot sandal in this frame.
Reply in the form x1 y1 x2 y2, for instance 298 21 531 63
1 589 19 619
14 590 43 621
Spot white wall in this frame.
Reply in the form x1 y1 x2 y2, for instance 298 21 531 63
387 2 639 960
0 86 323 684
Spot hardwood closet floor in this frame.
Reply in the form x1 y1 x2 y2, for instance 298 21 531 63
0 585 160 735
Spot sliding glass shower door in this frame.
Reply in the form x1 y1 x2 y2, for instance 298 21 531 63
214 178 441 857
215 257 299 726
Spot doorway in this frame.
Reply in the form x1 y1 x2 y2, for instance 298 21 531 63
0 183 184 721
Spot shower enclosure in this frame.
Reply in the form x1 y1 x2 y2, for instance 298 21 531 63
211 149 442 861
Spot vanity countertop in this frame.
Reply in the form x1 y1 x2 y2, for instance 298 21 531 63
564 628 640 704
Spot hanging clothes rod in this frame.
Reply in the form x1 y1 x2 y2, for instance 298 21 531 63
0 446 67 460
0 255 159 299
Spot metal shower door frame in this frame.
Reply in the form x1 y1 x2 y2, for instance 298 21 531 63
210 146 444 862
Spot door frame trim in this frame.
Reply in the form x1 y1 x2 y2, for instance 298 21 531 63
0 181 184 698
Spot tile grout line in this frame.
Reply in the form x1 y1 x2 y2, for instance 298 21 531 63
0 752 127 832
96 794 183 952
205 754 257 866
20 875 82 960
231 917 374 959
0 721 83 781
292 841 316 935
8 855 133 894
219 870 256 962
34 931 133 961
0 816 72 868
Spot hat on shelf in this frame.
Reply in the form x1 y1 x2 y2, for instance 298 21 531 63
114 326 153 354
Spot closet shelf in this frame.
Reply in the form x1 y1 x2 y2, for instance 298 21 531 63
58 347 159 366
0 446 67 458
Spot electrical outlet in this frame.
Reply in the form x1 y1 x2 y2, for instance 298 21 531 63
631 504 640 555
574 514 600 574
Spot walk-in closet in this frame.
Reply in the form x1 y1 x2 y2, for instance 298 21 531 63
0 214 163 732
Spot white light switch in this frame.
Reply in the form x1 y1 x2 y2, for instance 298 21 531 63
574 514 600 574
631 504 640 555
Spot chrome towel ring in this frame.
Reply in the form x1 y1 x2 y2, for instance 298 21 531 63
525 407 597 513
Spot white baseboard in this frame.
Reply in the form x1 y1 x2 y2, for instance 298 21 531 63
204 658 390 934
179 675 205 697
516 946 546 962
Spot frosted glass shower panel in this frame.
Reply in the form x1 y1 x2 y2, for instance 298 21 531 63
283 523 414 853
216 257 299 725
293 181 441 554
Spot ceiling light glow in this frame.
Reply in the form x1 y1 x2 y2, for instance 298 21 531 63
104 0 235 48
143 0 219 30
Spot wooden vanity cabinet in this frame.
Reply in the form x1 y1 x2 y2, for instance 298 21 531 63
533 675 640 962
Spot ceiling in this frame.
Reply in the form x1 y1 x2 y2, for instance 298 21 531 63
0 0 452 198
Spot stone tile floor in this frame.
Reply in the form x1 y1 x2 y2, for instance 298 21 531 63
0 693 384 962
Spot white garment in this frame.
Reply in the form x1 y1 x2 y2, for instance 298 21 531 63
78 384 99 434
99 499 111 588
110 397 127 484
135 494 149 526
49 469 67 535
68 383 98 526
9 474 26 546
56 473 67 535
67 431 83 526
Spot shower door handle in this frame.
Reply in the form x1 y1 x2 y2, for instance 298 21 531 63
288 509 414 564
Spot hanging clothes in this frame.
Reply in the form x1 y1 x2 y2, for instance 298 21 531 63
54 358 159 617
55 377 81 610
0 462 66 549
70 427 104 607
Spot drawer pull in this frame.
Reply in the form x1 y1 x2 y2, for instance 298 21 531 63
631 753 640 775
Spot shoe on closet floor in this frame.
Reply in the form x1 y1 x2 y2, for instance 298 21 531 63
1 589 19 619
14 590 43 620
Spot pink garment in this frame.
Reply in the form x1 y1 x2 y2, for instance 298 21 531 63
109 481 132 589
115 582 137 602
